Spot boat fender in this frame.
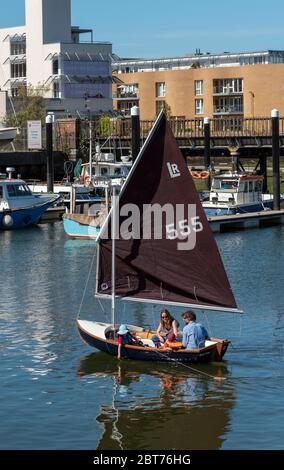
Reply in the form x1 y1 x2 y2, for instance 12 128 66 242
190 170 210 180
190 170 200 179
82 175 90 184
2 214 14 228
200 171 210 179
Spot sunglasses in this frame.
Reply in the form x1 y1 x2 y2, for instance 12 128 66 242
161 315 168 319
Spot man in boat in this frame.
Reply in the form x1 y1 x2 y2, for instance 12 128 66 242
181 311 209 350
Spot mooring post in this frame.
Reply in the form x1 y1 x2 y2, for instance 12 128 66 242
131 106 140 162
271 109 280 210
46 113 54 193
204 117 211 190
260 154 268 193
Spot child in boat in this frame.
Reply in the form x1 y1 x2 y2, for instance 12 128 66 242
117 324 142 359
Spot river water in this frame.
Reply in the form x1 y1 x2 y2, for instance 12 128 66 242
1 222 284 450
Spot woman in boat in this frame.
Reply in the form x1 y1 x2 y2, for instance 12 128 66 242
154 310 180 346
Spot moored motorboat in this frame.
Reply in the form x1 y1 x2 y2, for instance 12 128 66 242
0 168 59 230
202 172 282 216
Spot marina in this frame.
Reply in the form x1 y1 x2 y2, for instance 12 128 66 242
1 0 284 457
1 221 284 450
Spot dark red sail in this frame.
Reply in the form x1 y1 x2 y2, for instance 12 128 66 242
96 112 239 312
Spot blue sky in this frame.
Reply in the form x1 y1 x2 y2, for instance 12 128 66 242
1 0 284 58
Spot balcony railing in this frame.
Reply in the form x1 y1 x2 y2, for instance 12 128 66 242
213 106 243 115
113 92 139 99
213 87 243 95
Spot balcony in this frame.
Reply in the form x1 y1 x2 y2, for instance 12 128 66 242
113 91 139 100
213 87 243 96
213 106 244 115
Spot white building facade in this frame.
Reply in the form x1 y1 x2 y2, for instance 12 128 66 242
0 0 113 118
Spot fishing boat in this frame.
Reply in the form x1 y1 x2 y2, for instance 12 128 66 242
202 172 281 216
63 154 131 239
80 150 132 188
63 209 107 240
77 112 242 363
0 168 59 230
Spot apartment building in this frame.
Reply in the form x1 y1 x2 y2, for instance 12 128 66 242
112 50 284 120
0 0 113 119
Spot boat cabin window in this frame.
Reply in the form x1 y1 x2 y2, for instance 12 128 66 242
248 181 253 192
255 180 263 192
7 184 32 197
114 168 121 176
212 179 238 190
100 167 109 176
0 186 3 199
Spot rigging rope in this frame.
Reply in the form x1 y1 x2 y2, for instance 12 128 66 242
148 347 226 381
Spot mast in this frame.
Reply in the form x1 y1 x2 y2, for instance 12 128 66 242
111 183 118 328
89 119 93 184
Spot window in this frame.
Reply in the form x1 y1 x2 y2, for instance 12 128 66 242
0 186 3 199
11 86 21 97
52 59 59 75
7 184 31 197
10 40 26 56
53 81 60 98
213 78 243 94
195 99 204 115
156 82 166 97
156 100 166 115
195 80 203 96
11 62 26 78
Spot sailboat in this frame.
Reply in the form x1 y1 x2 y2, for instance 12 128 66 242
77 112 242 363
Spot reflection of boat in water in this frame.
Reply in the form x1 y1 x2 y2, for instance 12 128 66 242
77 112 242 364
202 172 283 216
77 352 235 450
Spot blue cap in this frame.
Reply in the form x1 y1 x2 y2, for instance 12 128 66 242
118 324 129 335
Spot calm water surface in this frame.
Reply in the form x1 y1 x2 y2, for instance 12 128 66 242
0 222 284 450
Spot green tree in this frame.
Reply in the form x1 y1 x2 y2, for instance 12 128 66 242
95 115 112 138
4 83 47 128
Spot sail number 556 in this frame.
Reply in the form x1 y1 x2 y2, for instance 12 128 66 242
166 217 203 240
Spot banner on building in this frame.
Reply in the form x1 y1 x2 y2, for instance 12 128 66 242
27 121 42 149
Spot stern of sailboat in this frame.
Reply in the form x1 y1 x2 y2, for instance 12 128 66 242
210 338 230 361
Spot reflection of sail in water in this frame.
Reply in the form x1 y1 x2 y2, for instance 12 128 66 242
78 353 235 450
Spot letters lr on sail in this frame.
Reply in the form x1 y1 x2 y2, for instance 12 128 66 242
96 112 239 312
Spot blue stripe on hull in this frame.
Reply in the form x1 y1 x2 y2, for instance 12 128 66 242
63 218 100 239
0 202 54 230
204 200 274 217
78 327 214 364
